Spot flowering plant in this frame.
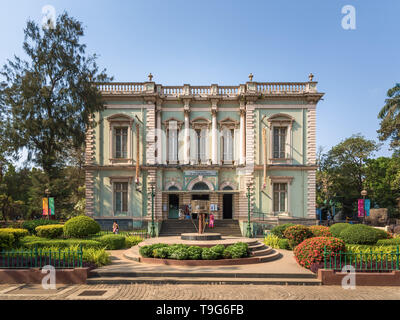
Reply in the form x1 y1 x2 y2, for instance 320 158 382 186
294 237 346 269
309 225 332 238
283 225 313 249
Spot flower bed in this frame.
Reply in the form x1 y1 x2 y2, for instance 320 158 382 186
139 242 249 260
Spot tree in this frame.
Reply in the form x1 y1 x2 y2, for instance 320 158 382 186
0 12 111 183
378 83 400 148
320 134 380 217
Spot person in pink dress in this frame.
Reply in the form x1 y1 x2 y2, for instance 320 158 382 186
209 214 214 228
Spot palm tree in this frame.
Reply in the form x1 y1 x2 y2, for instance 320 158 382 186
378 83 400 148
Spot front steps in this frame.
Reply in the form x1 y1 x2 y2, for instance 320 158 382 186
159 219 242 237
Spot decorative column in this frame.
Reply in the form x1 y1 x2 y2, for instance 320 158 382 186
239 101 246 165
211 99 218 165
156 99 162 164
183 99 190 165
85 115 96 218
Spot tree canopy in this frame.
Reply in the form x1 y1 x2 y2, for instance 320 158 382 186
0 12 111 180
378 83 400 149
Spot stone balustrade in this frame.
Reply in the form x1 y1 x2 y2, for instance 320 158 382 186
97 81 317 96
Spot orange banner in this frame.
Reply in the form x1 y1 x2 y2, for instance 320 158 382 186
42 198 49 216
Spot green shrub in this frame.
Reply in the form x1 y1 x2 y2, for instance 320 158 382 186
223 242 249 259
346 244 399 262
35 225 64 239
202 247 220 260
294 237 346 269
329 223 352 238
339 224 379 245
125 236 143 248
264 234 280 248
81 247 111 267
22 239 102 249
278 238 291 250
0 231 14 249
309 226 332 237
170 248 189 260
139 243 169 258
22 220 61 235
376 238 400 246
187 246 203 260
210 244 225 259
373 228 391 240
271 223 295 238
97 234 126 250
0 228 29 242
63 216 100 238
153 247 170 259
283 225 313 249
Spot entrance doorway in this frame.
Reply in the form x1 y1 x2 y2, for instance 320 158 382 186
168 194 179 219
223 186 233 219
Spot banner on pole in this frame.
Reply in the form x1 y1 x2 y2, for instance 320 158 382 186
364 199 370 217
49 197 55 216
358 199 364 217
42 198 49 216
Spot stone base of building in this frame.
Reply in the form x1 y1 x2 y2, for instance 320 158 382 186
94 218 146 231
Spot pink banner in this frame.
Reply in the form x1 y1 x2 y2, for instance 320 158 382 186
358 199 365 217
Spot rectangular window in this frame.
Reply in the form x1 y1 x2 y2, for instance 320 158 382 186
273 183 287 212
115 127 128 158
168 126 178 162
114 182 128 214
273 127 287 159
223 129 234 162
196 129 207 163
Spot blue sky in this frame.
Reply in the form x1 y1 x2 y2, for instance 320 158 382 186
1 0 399 161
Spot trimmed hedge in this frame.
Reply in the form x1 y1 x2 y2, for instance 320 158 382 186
139 243 169 258
377 238 400 246
202 247 220 260
63 216 100 238
223 242 249 259
22 220 61 235
271 223 295 239
21 239 103 249
294 237 346 269
283 225 313 249
309 226 332 238
35 225 64 239
329 223 352 238
339 224 379 245
373 228 391 240
0 228 29 242
0 231 14 250
187 246 203 260
97 234 126 250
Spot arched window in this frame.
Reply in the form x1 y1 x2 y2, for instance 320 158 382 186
168 186 179 191
192 182 210 191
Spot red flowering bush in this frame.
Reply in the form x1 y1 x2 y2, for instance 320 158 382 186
294 237 346 269
283 225 313 249
309 225 332 238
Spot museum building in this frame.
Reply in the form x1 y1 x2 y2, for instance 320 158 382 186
84 74 324 233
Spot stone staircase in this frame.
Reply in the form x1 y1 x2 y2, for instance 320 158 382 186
159 219 242 237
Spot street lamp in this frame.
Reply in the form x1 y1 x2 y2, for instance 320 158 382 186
246 184 252 238
45 188 50 220
150 181 156 237
361 189 368 224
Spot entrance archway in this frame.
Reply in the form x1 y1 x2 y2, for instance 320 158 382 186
223 186 233 219
168 185 180 219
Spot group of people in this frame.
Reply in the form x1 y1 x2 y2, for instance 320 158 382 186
178 205 215 228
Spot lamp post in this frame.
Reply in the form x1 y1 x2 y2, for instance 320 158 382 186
246 184 252 238
150 182 156 237
45 188 50 220
361 189 368 224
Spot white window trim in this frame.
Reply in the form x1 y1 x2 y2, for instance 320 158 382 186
267 114 294 165
270 176 293 216
164 118 183 165
108 177 133 217
107 115 134 165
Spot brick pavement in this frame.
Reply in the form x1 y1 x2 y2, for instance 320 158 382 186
0 283 400 300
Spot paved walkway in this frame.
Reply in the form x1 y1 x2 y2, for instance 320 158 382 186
1 283 400 300
95 249 312 276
